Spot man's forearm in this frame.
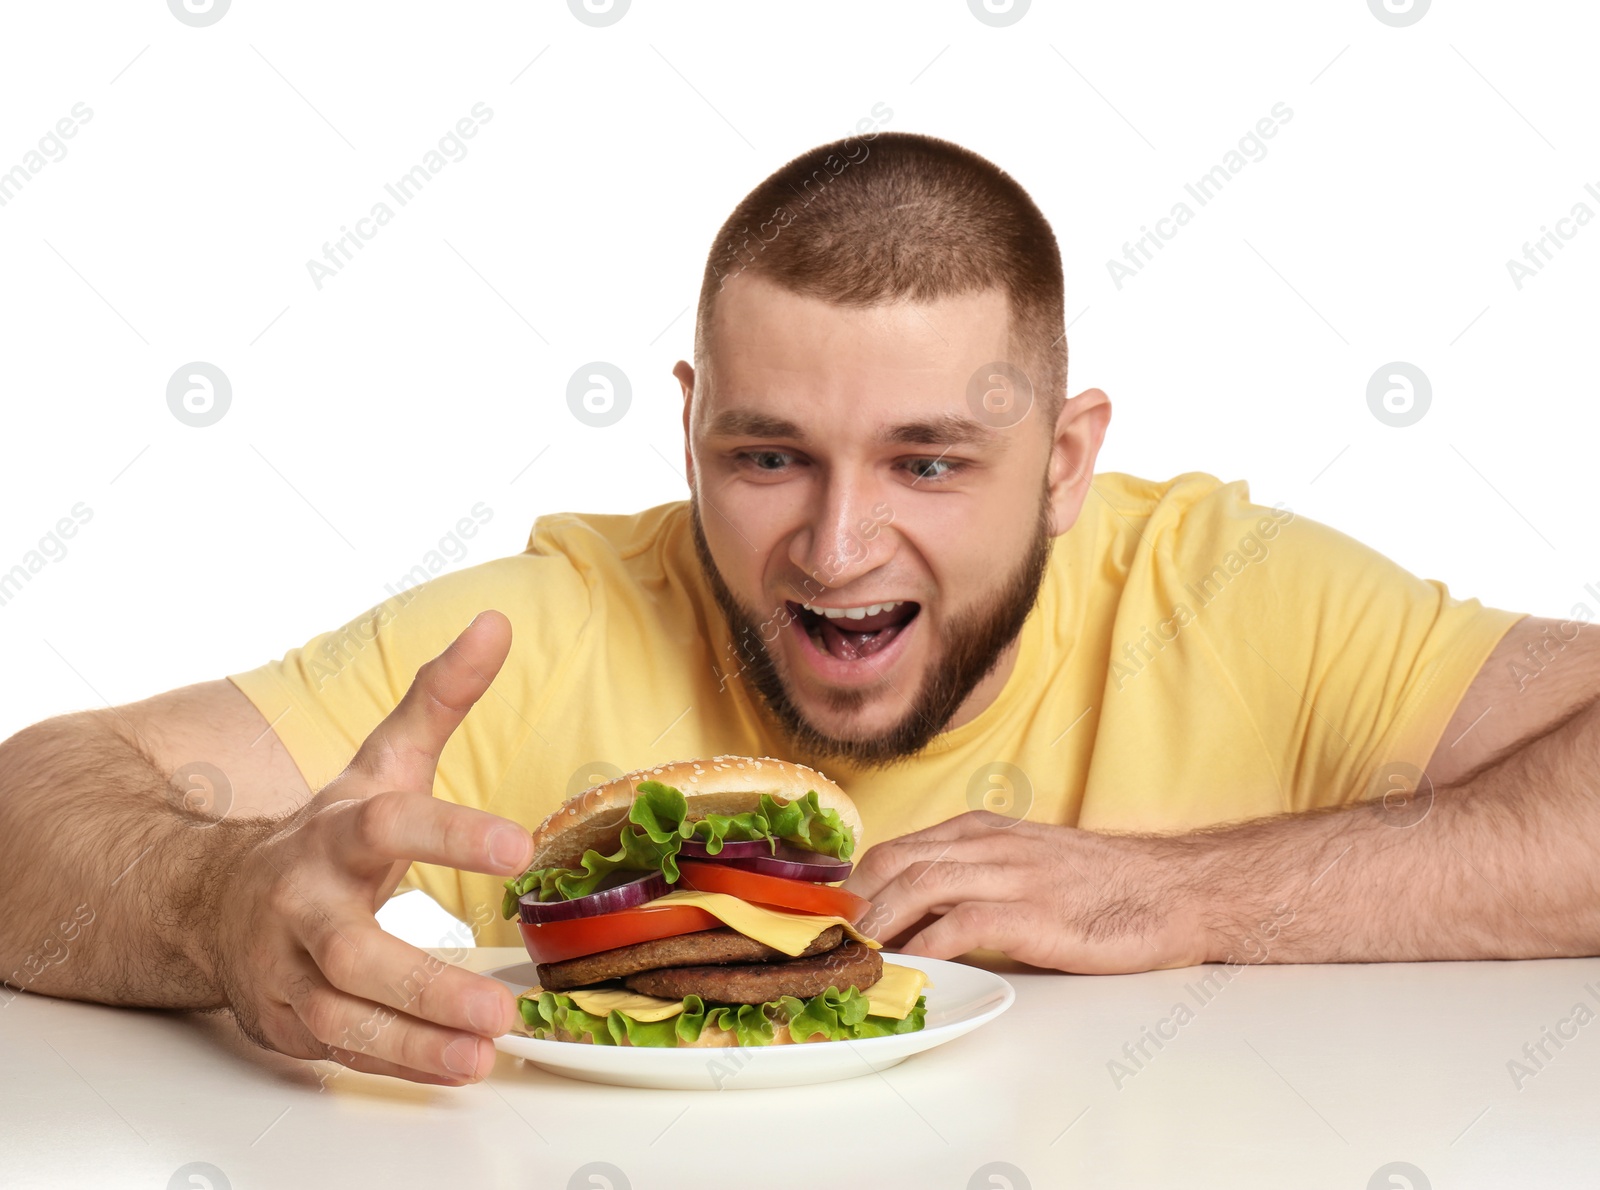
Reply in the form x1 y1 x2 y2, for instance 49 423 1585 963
1185 694 1600 964
0 713 268 1009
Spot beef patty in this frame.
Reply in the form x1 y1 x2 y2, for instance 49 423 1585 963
537 925 844 991
624 939 883 1005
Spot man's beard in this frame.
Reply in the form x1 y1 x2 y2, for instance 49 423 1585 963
689 492 1054 768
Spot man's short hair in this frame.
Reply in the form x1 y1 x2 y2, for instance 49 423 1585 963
693 130 1068 427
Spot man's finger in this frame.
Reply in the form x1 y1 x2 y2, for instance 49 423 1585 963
869 909 940 948
345 610 513 791
284 975 496 1082
307 916 519 1037
843 831 1012 902
858 859 1016 942
255 987 465 1083
339 791 532 877
897 900 1021 961
323 1046 470 1087
844 841 963 902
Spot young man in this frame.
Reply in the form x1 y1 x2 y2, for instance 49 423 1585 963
3 132 1597 1088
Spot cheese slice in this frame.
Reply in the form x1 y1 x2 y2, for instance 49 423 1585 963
642 889 881 955
539 962 930 1024
565 987 685 1022
863 963 931 1021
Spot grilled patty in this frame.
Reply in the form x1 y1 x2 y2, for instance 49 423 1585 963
537 925 844 991
624 939 883 1005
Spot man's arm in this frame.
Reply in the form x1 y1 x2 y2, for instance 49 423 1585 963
0 612 536 1084
0 681 304 1009
846 615 1600 970
1192 685 1600 965
1423 613 1598 786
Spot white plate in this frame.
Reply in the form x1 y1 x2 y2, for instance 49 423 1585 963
487 954 1014 1090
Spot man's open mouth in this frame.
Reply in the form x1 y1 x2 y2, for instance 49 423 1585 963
787 600 921 662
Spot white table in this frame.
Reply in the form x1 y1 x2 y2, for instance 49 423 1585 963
3 948 1597 1189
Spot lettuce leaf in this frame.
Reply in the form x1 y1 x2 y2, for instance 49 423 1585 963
500 779 854 917
517 986 927 1047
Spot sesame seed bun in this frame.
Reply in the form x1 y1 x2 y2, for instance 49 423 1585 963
526 755 863 871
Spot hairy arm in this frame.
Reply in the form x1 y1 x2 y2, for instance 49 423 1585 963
1191 689 1600 964
1202 612 1600 963
0 686 301 1008
849 615 1600 970
1 615 538 1085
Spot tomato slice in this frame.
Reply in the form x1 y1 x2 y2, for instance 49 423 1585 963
519 904 720 965
677 860 872 923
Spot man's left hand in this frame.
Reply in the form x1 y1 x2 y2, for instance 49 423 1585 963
842 810 1210 973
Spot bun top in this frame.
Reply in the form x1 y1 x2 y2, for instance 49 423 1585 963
527 755 862 871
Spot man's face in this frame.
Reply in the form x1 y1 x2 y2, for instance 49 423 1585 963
682 274 1060 767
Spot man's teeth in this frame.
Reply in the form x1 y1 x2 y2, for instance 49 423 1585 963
801 600 903 621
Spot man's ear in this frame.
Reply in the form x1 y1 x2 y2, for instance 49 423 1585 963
1046 387 1111 537
673 360 696 494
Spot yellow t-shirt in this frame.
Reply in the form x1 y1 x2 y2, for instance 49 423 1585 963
227 471 1523 946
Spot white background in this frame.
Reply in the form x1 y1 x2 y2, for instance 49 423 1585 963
2 2 1597 942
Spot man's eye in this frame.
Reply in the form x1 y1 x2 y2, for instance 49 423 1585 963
905 457 957 481
742 450 793 471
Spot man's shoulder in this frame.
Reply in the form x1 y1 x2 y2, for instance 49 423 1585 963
1089 469 1266 542
517 500 707 643
380 499 696 642
525 500 691 565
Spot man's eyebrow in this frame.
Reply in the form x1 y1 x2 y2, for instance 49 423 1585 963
703 409 1001 447
878 413 999 447
704 411 806 440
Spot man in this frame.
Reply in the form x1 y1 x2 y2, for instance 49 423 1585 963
3 131 1597 1089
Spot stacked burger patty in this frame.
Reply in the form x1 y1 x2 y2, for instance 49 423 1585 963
537 925 882 1004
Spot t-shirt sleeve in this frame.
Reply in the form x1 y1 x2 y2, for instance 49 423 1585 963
1162 480 1524 814
226 552 592 892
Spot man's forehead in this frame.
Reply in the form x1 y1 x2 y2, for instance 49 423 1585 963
708 273 1012 366
699 274 1015 436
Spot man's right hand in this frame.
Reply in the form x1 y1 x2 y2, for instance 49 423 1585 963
205 610 534 1085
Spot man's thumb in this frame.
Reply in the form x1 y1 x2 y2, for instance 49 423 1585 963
345 610 512 792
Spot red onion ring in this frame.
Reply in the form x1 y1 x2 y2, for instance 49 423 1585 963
518 870 668 923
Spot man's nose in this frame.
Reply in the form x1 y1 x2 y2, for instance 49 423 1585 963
789 481 891 594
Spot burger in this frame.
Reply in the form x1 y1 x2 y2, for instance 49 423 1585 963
500 755 930 1047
